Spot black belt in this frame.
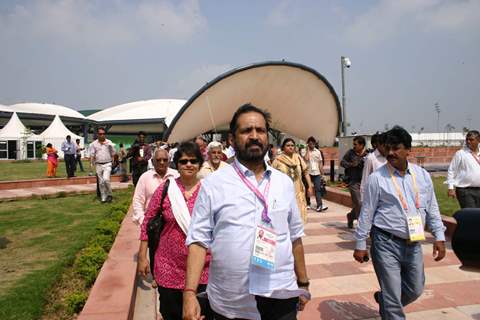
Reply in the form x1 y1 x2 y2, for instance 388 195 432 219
457 186 480 190
96 161 111 165
372 226 416 245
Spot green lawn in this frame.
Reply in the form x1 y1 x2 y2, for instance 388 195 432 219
432 176 460 217
0 160 91 181
0 188 133 320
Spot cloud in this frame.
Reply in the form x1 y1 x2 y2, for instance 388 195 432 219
0 0 207 48
175 64 233 98
265 0 297 27
344 0 480 47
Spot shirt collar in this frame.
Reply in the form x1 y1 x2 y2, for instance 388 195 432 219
389 161 413 176
233 157 272 178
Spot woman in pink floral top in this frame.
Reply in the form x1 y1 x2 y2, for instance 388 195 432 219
138 142 212 320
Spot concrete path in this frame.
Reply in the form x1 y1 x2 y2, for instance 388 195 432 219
0 181 131 201
299 201 480 320
132 200 480 319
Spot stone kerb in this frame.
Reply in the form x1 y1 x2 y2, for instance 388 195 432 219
78 206 139 320
0 175 128 190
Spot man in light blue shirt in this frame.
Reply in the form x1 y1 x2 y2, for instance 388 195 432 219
183 104 310 320
354 126 446 320
61 135 77 178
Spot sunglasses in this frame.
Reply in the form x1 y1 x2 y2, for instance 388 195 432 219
178 158 200 165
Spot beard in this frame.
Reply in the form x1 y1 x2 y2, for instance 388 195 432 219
236 140 267 162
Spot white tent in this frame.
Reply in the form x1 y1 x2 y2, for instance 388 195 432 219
0 112 43 160
39 115 83 158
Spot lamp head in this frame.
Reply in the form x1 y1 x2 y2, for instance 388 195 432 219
343 57 352 68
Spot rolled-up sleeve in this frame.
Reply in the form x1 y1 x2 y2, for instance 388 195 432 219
424 172 446 241
287 179 305 241
446 152 460 190
139 182 165 241
354 174 379 250
186 182 214 248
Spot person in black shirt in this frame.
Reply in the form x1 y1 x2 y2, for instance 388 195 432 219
341 136 367 228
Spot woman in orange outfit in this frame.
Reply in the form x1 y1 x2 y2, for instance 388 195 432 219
46 143 58 177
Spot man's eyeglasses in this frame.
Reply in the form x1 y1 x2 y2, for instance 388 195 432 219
178 158 200 165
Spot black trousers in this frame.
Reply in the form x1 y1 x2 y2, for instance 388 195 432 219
157 284 212 320
132 164 148 186
213 296 299 320
75 154 84 171
456 187 480 208
64 154 76 177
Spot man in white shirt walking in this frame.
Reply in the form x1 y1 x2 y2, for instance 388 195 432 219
89 127 116 203
360 133 387 200
305 136 327 212
447 130 480 208
183 104 310 320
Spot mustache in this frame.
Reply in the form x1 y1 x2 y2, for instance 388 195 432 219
246 140 264 149
387 155 397 161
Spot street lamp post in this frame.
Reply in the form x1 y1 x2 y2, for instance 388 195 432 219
341 56 351 136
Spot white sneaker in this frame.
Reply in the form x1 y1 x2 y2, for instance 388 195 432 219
316 206 322 212
321 205 329 211
306 205 311 210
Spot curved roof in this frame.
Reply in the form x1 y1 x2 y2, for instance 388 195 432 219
88 99 186 126
165 61 341 146
0 104 12 112
9 102 85 119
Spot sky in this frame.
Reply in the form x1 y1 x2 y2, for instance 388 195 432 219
0 0 479 134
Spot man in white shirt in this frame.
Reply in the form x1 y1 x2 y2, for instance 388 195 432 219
305 136 328 212
197 141 228 179
132 149 179 226
447 130 480 208
183 103 310 320
360 133 387 200
89 128 115 203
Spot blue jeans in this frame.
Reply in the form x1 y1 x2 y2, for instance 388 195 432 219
371 227 425 320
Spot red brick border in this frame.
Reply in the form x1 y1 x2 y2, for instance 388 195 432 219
0 175 129 190
78 206 139 320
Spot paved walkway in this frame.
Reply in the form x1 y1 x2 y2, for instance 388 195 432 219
0 181 131 201
299 201 480 320
132 200 480 320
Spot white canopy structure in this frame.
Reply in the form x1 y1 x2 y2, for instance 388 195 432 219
40 115 83 158
0 112 43 160
164 61 341 145
88 99 186 134
10 102 85 119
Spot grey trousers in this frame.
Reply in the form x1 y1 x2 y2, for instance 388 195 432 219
456 187 480 209
348 182 362 219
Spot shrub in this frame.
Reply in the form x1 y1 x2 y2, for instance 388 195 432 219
65 291 88 315
73 245 107 286
95 220 119 237
89 234 114 251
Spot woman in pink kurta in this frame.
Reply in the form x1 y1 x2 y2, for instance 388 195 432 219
138 142 212 320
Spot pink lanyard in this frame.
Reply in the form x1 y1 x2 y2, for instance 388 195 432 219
233 162 271 224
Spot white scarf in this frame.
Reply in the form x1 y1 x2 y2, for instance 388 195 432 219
167 177 192 235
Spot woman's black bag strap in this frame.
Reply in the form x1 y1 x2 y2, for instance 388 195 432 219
147 178 170 277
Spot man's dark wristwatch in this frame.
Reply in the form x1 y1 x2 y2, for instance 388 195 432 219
297 280 310 288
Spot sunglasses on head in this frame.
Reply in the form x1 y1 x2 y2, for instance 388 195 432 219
178 158 200 165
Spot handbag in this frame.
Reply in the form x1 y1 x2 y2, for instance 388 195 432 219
146 179 170 277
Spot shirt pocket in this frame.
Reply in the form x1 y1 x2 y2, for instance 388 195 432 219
269 199 290 236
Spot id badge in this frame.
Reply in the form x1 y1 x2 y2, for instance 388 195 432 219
139 148 144 158
407 211 426 242
251 225 277 271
